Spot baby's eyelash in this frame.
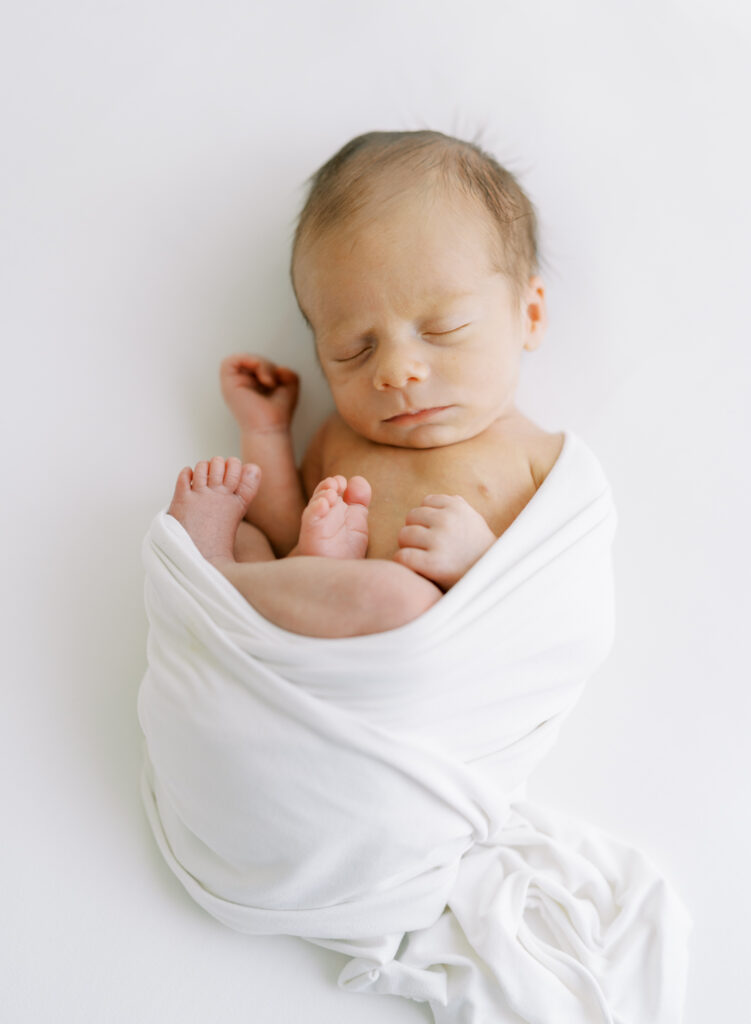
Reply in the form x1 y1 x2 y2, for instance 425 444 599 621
332 323 470 361
335 347 371 363
424 323 471 338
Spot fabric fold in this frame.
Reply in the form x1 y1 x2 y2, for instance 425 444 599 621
139 432 690 1022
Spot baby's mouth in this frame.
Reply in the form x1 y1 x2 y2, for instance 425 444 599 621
384 406 453 424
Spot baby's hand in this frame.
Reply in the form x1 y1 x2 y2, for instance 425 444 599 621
220 354 300 434
393 495 497 590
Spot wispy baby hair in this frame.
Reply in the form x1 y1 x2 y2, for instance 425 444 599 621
292 130 540 302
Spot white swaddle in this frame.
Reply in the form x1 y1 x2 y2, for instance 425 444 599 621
138 432 690 1023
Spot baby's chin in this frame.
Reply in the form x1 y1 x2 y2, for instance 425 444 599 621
360 420 484 450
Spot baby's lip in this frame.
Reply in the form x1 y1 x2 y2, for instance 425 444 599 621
383 405 453 424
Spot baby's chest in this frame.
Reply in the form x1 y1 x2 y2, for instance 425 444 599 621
321 441 537 559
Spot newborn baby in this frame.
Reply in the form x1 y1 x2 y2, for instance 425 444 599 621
167 130 563 637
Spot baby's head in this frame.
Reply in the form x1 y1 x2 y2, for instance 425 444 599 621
291 131 547 449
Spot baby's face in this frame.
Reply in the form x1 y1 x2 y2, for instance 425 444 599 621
294 189 545 449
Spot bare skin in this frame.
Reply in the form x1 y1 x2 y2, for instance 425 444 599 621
168 457 261 562
175 182 564 638
292 474 371 560
168 456 441 638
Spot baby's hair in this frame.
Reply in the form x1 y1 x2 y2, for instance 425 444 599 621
291 130 540 304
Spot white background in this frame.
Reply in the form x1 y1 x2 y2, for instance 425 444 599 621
2 1 749 1021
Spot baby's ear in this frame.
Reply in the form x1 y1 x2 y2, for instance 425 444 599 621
523 275 547 351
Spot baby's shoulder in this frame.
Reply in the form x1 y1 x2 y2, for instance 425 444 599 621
484 414 564 492
526 428 565 490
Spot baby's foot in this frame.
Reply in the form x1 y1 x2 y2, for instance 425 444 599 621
167 456 261 564
295 475 371 559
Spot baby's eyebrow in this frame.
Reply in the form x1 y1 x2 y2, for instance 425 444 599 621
420 290 478 309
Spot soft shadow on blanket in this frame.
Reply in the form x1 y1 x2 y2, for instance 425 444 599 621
139 433 690 1024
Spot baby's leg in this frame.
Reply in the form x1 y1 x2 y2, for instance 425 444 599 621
236 472 371 564
219 556 441 637
234 521 275 563
167 459 441 637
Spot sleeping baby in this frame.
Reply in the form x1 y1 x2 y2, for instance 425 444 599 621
167 130 563 637
145 130 690 1019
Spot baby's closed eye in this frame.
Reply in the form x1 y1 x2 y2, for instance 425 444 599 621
334 345 373 363
422 322 471 339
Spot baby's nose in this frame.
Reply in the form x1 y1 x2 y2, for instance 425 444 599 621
373 349 429 390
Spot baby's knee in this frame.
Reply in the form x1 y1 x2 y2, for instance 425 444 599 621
372 560 442 628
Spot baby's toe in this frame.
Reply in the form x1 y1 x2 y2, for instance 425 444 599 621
312 475 346 498
208 456 226 487
306 494 333 521
223 457 242 489
174 466 193 497
344 475 371 507
192 461 209 489
236 463 261 506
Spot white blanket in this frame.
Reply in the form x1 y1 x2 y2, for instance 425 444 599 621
138 432 690 1023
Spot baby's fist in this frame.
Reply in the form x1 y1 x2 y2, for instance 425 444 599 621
393 494 496 590
220 354 299 433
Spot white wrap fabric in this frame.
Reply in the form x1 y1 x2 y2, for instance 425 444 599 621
138 432 690 1022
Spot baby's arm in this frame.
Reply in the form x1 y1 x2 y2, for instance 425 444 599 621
393 495 497 590
220 354 305 556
